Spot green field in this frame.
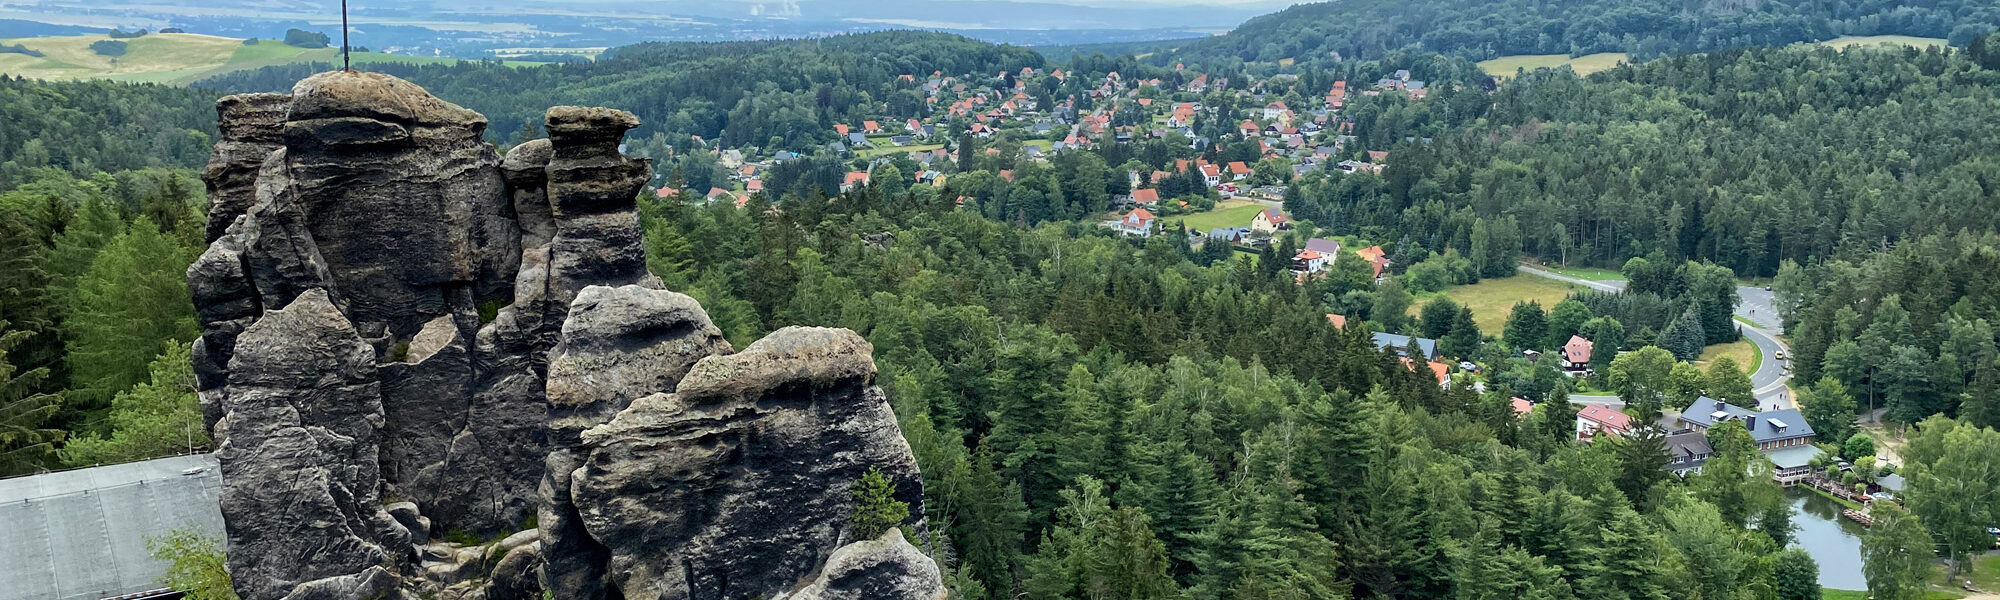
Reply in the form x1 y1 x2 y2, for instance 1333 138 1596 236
1164 200 1267 231
856 141 944 159
1542 265 1625 281
1814 35 1948 49
1478 53 1629 78
1694 339 1760 374
1414 275 1581 333
0 33 545 85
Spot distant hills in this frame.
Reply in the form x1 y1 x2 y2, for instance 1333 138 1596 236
1135 0 2000 68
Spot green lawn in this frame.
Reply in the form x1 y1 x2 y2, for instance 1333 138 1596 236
1695 339 1760 375
1814 35 1948 49
856 142 943 159
1543 265 1624 281
1164 200 1267 232
1935 553 2000 592
1412 275 1581 333
1478 53 1629 78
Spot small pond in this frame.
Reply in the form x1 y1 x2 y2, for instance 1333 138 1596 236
1788 487 1869 591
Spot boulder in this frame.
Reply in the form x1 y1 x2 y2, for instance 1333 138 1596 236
779 529 947 600
569 327 926 600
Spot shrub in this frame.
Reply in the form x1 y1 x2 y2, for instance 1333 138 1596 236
90 40 127 57
848 466 909 541
282 28 330 48
146 527 237 600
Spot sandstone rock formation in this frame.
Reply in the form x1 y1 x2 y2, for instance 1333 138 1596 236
191 70 943 600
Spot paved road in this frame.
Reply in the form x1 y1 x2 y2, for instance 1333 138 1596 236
1517 266 1794 408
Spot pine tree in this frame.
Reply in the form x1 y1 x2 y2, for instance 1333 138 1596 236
0 320 63 476
850 466 912 541
1660 308 1705 361
1419 297 1460 340
1504 300 1548 351
1441 306 1481 359
63 217 198 432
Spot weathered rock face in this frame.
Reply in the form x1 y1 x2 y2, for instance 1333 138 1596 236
566 327 928 600
202 92 289 242
193 71 943 600
216 289 406 600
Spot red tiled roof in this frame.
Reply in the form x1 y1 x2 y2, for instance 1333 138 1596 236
1512 397 1533 415
1228 161 1251 175
1579 404 1633 432
1564 335 1594 365
1131 188 1160 204
1326 313 1347 328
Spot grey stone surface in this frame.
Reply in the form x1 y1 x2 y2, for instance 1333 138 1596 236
570 327 926 600
218 289 406 600
779 529 947 600
202 93 290 242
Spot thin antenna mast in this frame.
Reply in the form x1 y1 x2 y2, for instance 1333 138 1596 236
341 0 351 71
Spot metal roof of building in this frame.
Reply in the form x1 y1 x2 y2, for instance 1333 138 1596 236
0 454 224 600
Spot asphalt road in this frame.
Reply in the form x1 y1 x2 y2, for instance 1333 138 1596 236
1517 266 1794 408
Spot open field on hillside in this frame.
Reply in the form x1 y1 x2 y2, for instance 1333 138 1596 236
1478 53 1629 77
1164 200 1264 231
1417 275 1580 333
1694 339 1759 373
1814 35 1947 49
0 33 545 85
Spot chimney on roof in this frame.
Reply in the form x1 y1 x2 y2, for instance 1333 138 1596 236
1746 416 1757 431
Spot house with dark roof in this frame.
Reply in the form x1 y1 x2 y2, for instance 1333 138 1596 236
1665 432 1716 476
1373 332 1439 360
1678 397 1821 483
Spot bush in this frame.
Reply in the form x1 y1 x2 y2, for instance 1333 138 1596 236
89 40 127 57
146 527 237 600
241 38 259 45
1844 433 1875 459
106 28 148 39
282 28 330 49
0 43 43 57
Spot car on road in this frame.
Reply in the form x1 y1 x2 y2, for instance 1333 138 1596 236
1775 350 1786 360
1764 285 1773 291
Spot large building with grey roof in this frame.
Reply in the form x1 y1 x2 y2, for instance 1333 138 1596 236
0 454 224 600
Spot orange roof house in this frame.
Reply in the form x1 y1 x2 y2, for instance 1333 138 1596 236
1131 188 1160 205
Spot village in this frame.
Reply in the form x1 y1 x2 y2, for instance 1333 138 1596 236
637 60 1918 500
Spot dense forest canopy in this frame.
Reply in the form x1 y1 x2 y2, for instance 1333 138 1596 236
1290 42 2000 278
0 77 216 190
1146 0 2000 68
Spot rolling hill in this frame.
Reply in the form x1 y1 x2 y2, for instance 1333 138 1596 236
0 33 545 85
1139 0 1998 69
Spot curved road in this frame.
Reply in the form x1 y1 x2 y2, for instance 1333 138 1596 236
1518 266 1793 408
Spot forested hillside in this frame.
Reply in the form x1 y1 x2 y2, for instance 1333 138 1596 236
1148 0 2000 67
0 76 215 189
196 31 1044 154
1289 42 2000 279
